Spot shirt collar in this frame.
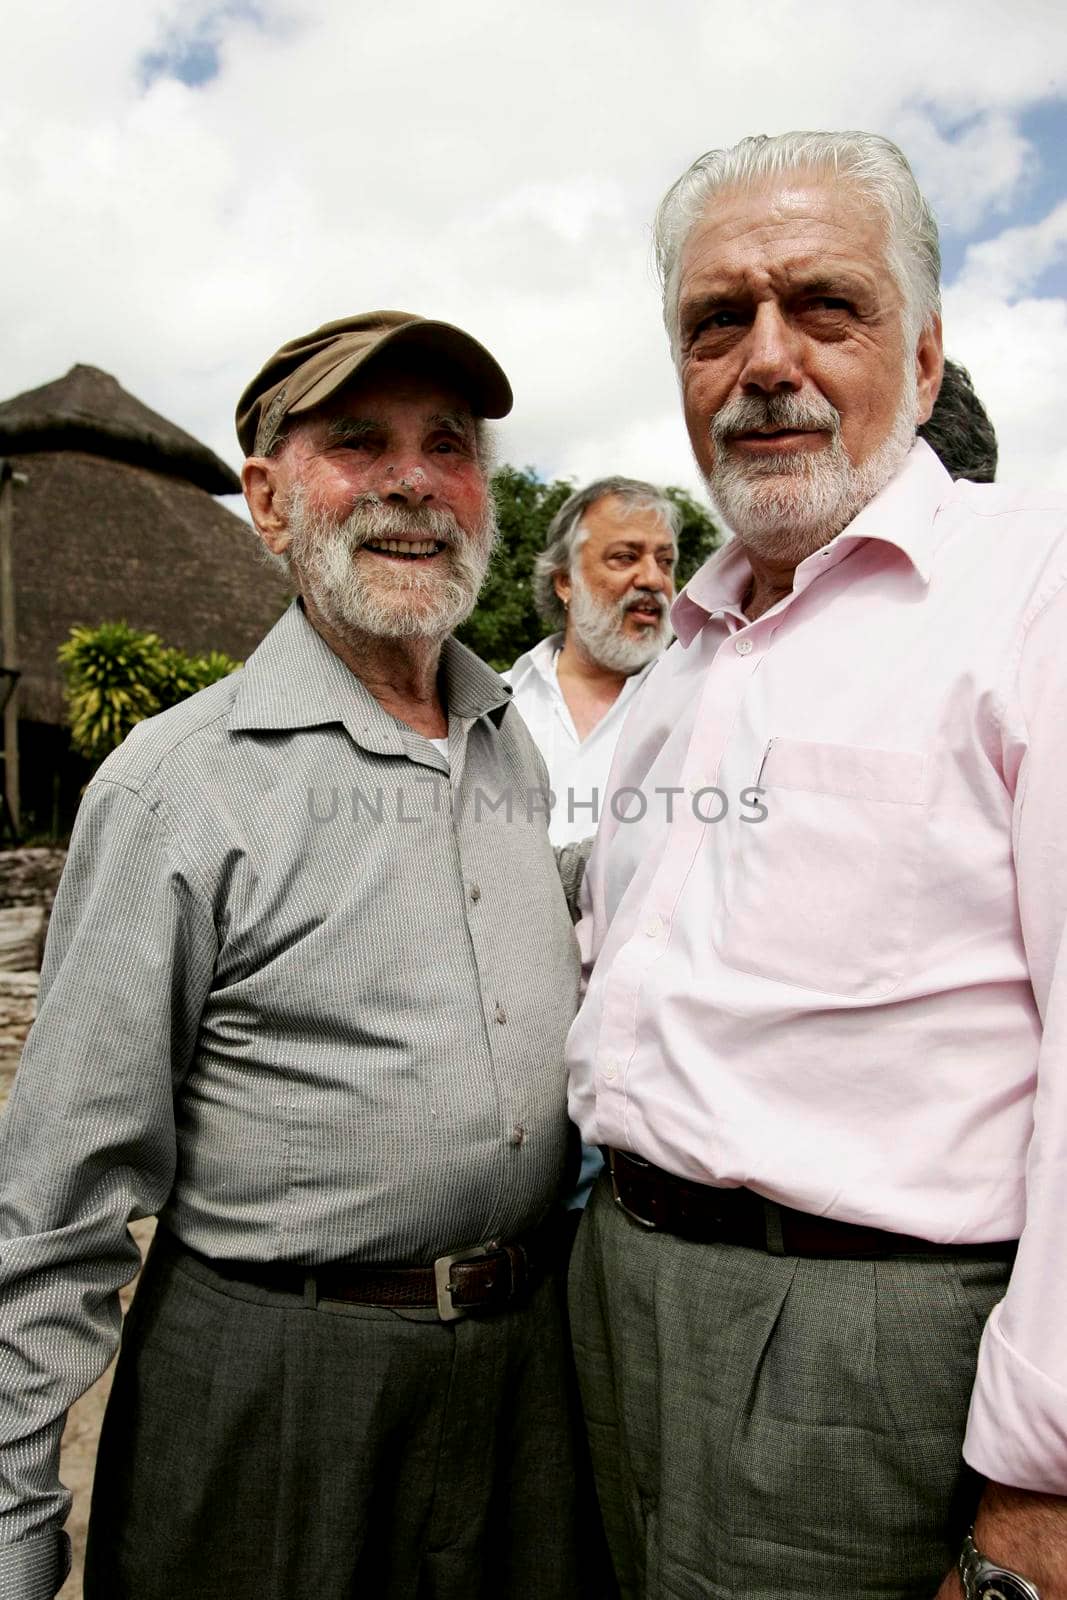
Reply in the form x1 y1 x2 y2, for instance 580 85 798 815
229 600 512 755
508 629 664 703
671 439 954 648
671 541 751 645
508 632 565 690
820 437 952 583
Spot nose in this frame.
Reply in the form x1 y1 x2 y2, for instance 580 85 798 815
380 461 434 505
634 553 669 593
737 303 803 395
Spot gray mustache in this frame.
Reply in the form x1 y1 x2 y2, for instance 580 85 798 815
711 393 841 445
625 590 667 616
342 497 463 547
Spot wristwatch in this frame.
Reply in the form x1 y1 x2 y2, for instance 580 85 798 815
959 1529 1042 1599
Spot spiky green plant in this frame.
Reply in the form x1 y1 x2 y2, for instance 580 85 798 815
59 623 241 764
58 623 168 763
155 645 240 703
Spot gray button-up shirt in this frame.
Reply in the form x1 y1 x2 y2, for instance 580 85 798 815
0 603 580 1597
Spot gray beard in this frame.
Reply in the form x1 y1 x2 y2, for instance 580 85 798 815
286 488 497 642
568 573 672 675
702 381 918 569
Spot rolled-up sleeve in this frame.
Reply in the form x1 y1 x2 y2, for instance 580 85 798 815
554 837 593 922
0 777 216 1594
964 579 1067 1492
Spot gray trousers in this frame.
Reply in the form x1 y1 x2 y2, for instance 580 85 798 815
85 1230 602 1600
569 1175 1011 1600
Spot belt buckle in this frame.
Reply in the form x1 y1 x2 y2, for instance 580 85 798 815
433 1243 493 1322
608 1149 657 1230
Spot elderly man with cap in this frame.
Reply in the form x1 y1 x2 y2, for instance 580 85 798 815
567 134 1067 1600
0 312 592 1600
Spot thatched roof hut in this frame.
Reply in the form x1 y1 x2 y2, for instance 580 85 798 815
0 364 288 727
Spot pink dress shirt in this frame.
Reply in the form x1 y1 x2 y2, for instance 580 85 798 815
566 440 1067 1493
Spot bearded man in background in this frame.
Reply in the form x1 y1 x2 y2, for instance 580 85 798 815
506 477 677 848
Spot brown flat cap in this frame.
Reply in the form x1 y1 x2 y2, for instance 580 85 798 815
235 310 513 456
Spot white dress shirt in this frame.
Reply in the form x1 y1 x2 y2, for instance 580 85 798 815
505 634 657 846
565 441 1067 1494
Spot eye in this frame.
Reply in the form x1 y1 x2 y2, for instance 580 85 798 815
326 433 378 454
804 295 853 315
683 306 749 356
690 309 742 337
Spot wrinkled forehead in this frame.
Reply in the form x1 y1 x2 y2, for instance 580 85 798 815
680 170 893 285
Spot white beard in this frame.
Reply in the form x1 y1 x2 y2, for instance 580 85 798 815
702 374 919 569
568 572 672 674
286 488 497 642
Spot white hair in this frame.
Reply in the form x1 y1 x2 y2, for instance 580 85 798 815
653 130 941 362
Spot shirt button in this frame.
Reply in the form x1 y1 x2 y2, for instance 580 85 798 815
469 884 481 903
735 638 753 655
602 1058 618 1081
494 1005 507 1025
509 1124 525 1147
644 915 662 939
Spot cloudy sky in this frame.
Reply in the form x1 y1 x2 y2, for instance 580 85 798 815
4 0 1066 505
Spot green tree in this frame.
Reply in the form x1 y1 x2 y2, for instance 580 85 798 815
59 622 241 765
456 467 723 672
455 466 573 671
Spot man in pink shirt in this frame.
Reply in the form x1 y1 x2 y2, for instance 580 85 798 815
566 131 1067 1600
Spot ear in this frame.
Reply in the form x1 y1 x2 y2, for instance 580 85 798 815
913 315 944 428
241 456 293 557
553 568 572 613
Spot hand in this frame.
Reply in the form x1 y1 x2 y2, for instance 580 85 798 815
936 1480 1067 1599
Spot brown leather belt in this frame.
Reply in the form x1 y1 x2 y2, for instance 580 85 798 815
606 1149 1018 1260
175 1228 554 1322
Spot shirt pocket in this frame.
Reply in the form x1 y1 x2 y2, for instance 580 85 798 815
713 738 928 999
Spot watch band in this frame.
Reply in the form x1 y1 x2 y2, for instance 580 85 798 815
959 1529 1042 1600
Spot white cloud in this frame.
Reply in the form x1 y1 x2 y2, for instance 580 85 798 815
952 202 1067 300
889 109 1035 233
944 204 1067 490
1 0 1065 507
946 292 1067 491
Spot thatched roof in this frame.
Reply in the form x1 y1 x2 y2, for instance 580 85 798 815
0 364 239 495
0 366 290 727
